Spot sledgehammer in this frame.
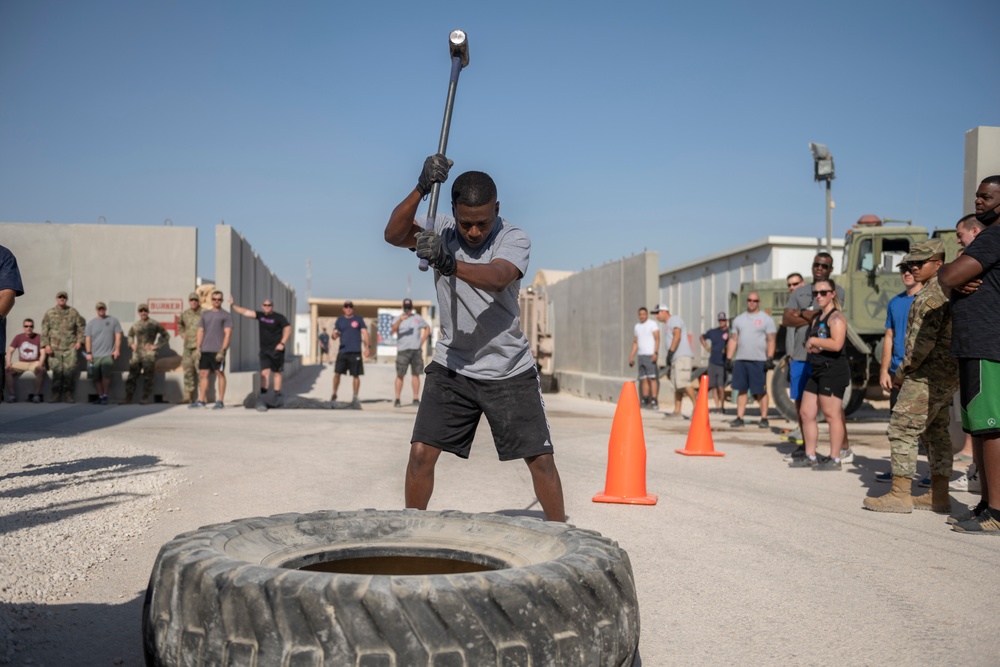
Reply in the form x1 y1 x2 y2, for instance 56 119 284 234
418 29 470 272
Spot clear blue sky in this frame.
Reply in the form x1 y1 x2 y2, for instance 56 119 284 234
1 1 993 309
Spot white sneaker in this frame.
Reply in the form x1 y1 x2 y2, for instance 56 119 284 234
950 463 981 494
839 447 855 464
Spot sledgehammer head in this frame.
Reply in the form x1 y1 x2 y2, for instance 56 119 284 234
449 29 470 68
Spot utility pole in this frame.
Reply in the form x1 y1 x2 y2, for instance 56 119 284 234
809 142 836 254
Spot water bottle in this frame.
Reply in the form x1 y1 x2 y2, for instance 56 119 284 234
817 322 829 339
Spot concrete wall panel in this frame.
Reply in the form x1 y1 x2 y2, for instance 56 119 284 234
547 252 658 402
215 225 298 399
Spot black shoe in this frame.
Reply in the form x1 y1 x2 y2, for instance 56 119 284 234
789 456 818 468
783 444 806 461
394 399 402 408
728 417 745 428
412 399 420 406
758 418 770 428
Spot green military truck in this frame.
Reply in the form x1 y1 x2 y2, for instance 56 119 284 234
732 217 959 421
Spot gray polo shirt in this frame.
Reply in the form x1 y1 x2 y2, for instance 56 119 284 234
85 315 123 357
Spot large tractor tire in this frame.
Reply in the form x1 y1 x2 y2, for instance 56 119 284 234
143 509 639 667
770 357 865 422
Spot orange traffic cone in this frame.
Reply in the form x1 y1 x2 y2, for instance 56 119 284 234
593 382 657 505
676 373 725 456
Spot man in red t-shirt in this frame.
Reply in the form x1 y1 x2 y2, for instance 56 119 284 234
5 318 47 402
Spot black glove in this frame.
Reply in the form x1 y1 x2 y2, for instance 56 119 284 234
416 154 453 197
765 356 775 371
666 350 675 367
415 230 457 276
724 358 734 373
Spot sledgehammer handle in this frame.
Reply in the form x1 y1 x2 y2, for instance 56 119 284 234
419 52 466 272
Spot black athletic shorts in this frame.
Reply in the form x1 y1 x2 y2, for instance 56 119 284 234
411 362 554 461
259 349 284 373
805 358 850 398
335 352 364 376
198 353 224 373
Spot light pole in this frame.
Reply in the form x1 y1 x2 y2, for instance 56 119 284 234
809 142 835 254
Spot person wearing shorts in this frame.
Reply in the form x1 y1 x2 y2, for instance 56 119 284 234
332 300 371 405
5 318 46 402
385 153 565 522
230 296 291 409
629 306 660 409
192 291 233 409
653 303 697 417
700 312 729 412
726 293 776 428
791 279 849 471
940 174 1000 533
83 302 123 404
392 298 429 407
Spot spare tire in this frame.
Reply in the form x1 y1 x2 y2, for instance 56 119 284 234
143 509 640 667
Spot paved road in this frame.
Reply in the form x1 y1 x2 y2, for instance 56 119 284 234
2 363 996 666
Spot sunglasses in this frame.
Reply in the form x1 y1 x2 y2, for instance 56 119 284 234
211 298 223 302
747 298 760 302
23 324 34 328
139 309 149 313
898 265 914 274
906 260 928 270
812 262 832 270
812 290 833 297
787 281 802 288
262 303 273 307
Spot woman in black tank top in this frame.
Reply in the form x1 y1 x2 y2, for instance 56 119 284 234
798 279 850 470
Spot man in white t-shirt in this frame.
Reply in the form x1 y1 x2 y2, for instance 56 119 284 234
653 304 697 417
629 307 660 409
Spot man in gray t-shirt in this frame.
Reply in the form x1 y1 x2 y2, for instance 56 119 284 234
384 154 565 522
392 298 429 407
192 290 233 409
84 302 123 403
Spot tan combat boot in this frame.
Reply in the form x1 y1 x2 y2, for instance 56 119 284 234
863 475 913 513
912 474 951 513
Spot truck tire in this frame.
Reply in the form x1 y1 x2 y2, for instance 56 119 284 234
770 357 862 422
143 509 639 667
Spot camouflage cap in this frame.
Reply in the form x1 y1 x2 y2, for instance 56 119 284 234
138 303 150 312
188 292 200 301
95 301 107 310
900 239 946 265
56 290 68 299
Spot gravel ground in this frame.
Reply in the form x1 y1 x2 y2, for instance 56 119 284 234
0 433 181 663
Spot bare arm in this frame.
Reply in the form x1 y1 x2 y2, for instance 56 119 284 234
419 323 429 347
228 296 257 319
280 324 291 347
196 327 204 350
221 327 232 352
629 337 638 365
766 332 776 359
807 312 847 354
782 307 818 328
652 329 660 362
726 332 738 360
85 336 93 355
362 326 372 359
0 289 14 318
453 258 522 293
939 255 984 293
670 328 681 353
384 189 425 249
879 329 894 392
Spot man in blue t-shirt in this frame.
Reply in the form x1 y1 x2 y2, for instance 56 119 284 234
879 263 921 408
699 312 729 412
331 300 371 406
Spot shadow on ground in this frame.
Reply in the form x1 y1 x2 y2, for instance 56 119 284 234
1 595 146 665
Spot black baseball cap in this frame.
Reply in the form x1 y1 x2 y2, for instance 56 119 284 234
343 301 354 307
403 299 413 309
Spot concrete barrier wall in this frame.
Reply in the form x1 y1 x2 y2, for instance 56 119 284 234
1 222 198 401
545 252 659 402
214 225 298 398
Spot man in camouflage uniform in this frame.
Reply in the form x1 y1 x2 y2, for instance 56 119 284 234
41 290 86 403
864 240 957 513
125 304 169 404
176 292 203 402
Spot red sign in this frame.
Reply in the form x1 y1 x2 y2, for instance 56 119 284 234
149 298 184 335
